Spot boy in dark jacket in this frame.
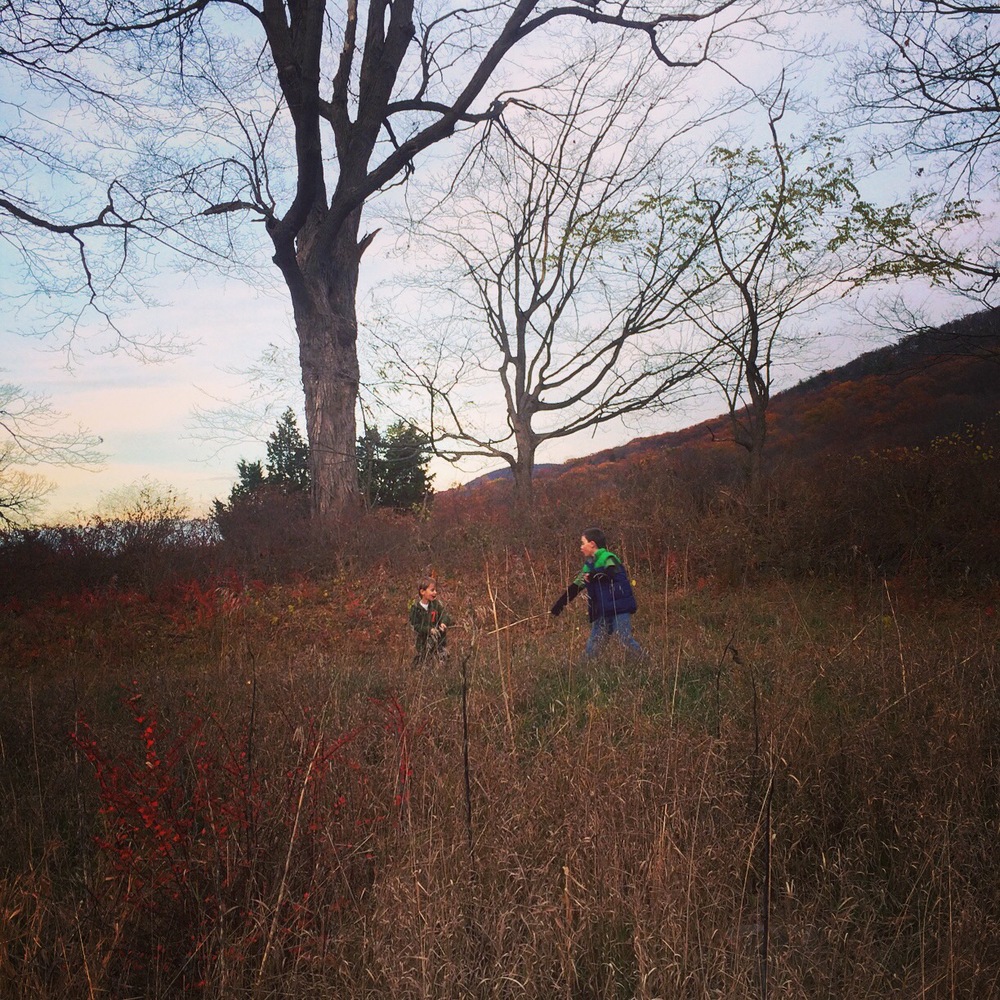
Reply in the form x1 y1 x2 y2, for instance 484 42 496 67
409 576 454 665
550 527 644 658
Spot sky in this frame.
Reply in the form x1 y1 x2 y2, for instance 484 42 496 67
8 246 749 521
1 3 988 524
9 249 964 524
5 274 296 521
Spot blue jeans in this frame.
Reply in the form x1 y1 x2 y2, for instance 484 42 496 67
585 613 644 658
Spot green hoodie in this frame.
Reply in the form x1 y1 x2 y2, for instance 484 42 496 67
573 547 620 586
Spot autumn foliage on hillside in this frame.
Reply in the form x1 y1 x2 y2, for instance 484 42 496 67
554 305 999 475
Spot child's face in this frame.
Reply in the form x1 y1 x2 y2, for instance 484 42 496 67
420 582 438 603
580 535 598 559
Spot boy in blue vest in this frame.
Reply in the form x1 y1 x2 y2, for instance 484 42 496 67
550 527 644 658
409 576 454 665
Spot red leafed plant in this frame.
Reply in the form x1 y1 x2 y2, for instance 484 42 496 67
69 689 405 993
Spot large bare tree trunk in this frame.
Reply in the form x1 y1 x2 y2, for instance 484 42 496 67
298 310 360 517
285 211 366 517
511 418 537 509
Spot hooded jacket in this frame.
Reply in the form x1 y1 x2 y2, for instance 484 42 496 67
551 547 637 622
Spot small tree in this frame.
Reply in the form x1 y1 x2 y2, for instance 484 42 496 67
357 422 433 510
88 477 193 591
265 409 311 494
95 478 190 553
0 378 104 526
212 412 311 542
0 454 53 529
217 409 430 527
212 461 267 528
228 461 267 502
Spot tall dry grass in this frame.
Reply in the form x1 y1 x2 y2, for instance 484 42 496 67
1 549 997 998
1 432 998 997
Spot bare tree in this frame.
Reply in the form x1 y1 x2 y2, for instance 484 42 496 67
0 18 192 358
671 90 982 500
848 0 1000 188
843 0 1000 324
384 57 722 503
5 0 786 515
0 379 105 525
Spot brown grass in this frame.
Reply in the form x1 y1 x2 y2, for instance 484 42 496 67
1 449 999 998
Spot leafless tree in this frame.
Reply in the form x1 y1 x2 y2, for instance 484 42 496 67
847 0 1000 189
4 0 787 515
0 16 193 359
0 378 105 525
383 56 723 503
843 0 1000 334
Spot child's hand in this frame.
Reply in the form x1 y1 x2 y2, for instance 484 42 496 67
438 622 447 632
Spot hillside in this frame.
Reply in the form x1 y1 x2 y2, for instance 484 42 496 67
472 305 1000 484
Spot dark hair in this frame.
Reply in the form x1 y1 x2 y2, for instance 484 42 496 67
417 576 437 594
582 527 607 549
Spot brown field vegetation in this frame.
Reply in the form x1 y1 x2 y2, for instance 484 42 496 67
1 414 999 998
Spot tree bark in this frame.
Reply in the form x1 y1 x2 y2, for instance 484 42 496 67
298 307 361 517
743 351 769 506
285 208 366 517
731 373 768 505
745 408 767 506
511 417 537 508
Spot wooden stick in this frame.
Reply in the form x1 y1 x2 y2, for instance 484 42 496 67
485 612 550 635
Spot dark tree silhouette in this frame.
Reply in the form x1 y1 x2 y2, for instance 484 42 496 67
265 409 311 494
5 0 783 515
357 421 433 510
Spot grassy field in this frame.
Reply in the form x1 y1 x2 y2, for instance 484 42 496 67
2 501 998 1000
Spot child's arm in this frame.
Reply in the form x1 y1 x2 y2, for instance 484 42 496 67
550 581 583 617
551 561 592 616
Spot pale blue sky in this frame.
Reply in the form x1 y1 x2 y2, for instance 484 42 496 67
2 4 988 522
